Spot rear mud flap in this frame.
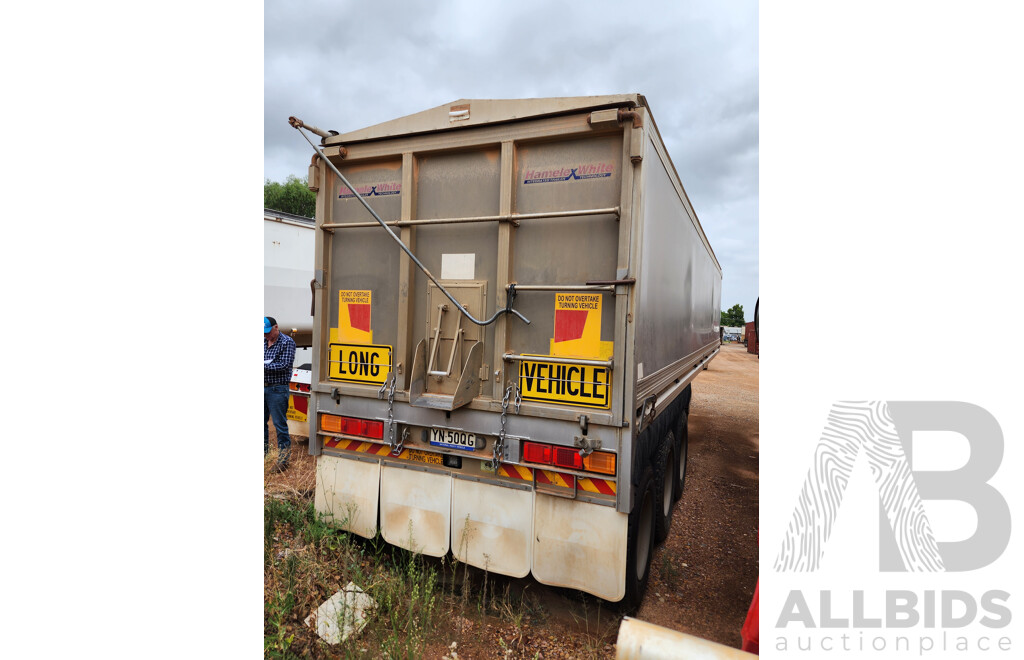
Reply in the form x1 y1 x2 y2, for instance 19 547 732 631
451 479 532 578
380 465 451 557
532 493 628 602
314 455 380 539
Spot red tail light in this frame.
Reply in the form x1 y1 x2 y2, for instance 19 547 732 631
552 446 583 470
525 441 614 475
321 414 384 440
523 441 552 465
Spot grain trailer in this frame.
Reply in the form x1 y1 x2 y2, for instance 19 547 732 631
294 94 721 609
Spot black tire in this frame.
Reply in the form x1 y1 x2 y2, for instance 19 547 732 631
622 465 656 613
672 411 689 501
654 433 675 543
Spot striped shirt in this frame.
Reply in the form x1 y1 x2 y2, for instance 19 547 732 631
264 333 296 385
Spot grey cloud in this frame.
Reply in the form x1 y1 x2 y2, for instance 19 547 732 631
265 0 758 315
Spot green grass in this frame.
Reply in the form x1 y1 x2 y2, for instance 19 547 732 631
264 493 614 659
265 496 445 658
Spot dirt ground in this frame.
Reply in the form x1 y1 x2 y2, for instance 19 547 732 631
637 343 759 645
265 342 759 657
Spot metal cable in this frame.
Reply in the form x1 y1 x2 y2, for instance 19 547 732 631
293 123 531 327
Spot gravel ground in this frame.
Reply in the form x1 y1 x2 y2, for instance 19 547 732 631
265 342 759 657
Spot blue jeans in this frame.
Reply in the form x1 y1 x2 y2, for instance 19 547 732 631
264 383 291 463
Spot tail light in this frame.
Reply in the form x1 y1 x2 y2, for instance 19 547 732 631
522 441 615 476
583 450 616 475
523 442 551 464
553 446 583 470
321 414 384 440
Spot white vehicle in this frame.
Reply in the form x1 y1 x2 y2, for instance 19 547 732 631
265 208 315 439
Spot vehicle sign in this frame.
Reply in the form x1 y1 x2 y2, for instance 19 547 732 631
406 449 444 466
429 428 484 451
519 356 611 409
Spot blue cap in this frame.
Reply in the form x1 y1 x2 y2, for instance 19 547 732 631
264 316 275 333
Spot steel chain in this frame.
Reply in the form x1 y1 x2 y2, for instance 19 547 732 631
491 381 521 470
378 372 400 455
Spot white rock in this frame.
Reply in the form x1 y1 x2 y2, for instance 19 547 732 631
304 582 375 644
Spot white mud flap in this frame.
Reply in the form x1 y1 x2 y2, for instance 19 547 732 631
451 479 532 578
380 465 451 557
314 455 380 539
532 493 628 602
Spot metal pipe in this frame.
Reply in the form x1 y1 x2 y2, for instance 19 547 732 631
585 278 636 286
426 304 445 374
292 120 530 328
503 353 613 369
443 318 464 377
321 206 620 230
326 359 395 369
288 116 337 141
508 284 615 292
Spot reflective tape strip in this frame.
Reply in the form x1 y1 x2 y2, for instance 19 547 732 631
323 438 390 455
536 469 575 489
578 477 616 496
498 464 533 481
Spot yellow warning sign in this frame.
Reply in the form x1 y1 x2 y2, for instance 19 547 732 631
519 355 610 409
333 290 374 345
551 292 612 360
329 343 393 386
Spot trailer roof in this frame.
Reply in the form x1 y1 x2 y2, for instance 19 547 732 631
324 94 647 145
318 94 721 273
264 208 315 226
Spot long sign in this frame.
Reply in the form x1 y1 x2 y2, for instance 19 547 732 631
328 342 392 386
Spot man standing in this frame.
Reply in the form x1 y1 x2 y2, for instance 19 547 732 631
264 316 296 471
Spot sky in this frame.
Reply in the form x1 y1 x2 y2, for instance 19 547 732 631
264 0 759 322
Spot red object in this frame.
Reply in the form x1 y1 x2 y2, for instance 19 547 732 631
552 446 583 470
741 578 759 654
523 441 552 464
332 415 383 440
554 309 588 342
348 303 372 332
745 321 758 355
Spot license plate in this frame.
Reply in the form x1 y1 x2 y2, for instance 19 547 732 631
429 428 483 451
406 449 444 466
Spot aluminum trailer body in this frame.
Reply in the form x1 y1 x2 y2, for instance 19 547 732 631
304 94 721 608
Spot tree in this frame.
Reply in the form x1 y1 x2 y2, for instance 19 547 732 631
721 304 745 327
265 175 316 218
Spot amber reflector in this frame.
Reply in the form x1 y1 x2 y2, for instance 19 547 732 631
583 451 616 475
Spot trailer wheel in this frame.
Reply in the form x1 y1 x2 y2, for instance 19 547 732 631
654 433 675 543
672 411 689 502
622 465 656 613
